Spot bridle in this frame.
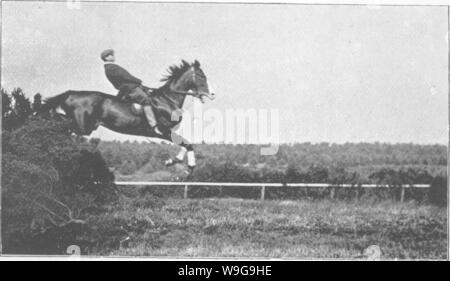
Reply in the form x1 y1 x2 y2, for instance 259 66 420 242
168 67 206 100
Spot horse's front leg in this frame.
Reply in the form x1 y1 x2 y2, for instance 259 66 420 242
163 131 196 171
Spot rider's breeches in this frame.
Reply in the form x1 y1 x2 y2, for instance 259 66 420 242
143 106 157 127
128 86 157 127
128 86 151 104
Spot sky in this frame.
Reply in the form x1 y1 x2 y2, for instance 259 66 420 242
1 1 448 144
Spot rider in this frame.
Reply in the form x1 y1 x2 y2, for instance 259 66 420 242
100 49 161 135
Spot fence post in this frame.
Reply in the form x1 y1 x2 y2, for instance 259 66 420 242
356 184 362 200
400 186 405 203
330 186 336 199
184 185 188 199
261 185 266 201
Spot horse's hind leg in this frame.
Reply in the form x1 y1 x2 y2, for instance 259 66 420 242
74 108 87 135
74 108 97 135
84 111 100 135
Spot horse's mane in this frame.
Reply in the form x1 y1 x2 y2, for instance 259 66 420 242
160 60 191 84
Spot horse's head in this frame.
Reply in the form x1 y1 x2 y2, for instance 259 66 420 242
189 60 215 102
167 60 215 103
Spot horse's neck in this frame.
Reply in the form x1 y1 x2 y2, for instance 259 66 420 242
162 81 188 108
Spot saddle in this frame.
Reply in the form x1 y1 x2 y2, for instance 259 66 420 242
118 86 151 115
119 88 181 128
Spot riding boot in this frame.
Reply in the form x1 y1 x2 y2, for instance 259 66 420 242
143 106 161 135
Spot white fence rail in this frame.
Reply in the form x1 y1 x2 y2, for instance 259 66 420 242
115 181 431 202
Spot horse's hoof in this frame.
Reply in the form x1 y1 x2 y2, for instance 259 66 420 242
183 166 195 176
165 158 183 167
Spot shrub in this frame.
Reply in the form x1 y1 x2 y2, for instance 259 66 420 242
2 115 116 254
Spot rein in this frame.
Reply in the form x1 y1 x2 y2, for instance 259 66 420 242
169 83 200 98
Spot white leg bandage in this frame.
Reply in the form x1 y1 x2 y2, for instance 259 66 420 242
55 106 66 115
187 151 196 167
176 147 187 161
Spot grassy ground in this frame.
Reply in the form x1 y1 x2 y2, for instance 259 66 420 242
87 195 447 259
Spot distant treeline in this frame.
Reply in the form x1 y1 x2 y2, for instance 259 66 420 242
98 141 447 181
98 141 447 204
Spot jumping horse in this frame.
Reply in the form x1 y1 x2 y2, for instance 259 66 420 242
41 60 215 171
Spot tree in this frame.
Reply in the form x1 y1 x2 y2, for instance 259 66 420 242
11 88 32 127
2 89 15 131
2 88 34 130
32 93 42 113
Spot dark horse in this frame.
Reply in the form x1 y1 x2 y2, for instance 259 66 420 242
41 60 215 170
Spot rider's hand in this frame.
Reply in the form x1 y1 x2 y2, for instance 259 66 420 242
142 85 153 94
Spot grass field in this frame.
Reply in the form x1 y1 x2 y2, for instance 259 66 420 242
87 193 447 259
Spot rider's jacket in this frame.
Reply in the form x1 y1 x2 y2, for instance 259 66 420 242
104 63 142 94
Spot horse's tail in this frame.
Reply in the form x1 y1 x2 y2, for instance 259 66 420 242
39 91 71 114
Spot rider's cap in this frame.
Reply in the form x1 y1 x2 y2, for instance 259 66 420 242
100 49 114 61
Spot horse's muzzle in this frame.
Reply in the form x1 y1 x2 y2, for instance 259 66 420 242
196 91 215 103
200 92 215 101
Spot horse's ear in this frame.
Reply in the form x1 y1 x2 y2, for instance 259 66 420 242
181 59 189 67
193 60 200 68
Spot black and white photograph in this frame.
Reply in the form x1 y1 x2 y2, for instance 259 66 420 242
0 0 448 261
